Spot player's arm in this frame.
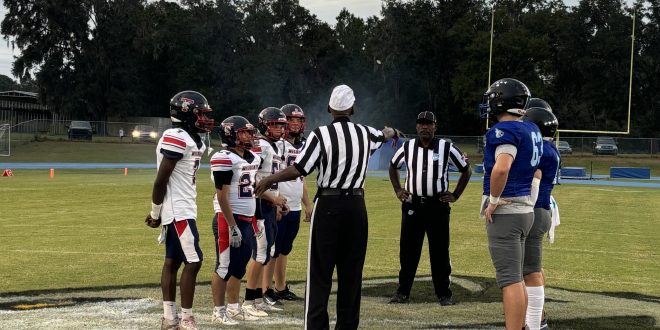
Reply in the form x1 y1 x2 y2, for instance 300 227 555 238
484 150 514 222
531 169 542 205
214 170 237 227
146 152 180 228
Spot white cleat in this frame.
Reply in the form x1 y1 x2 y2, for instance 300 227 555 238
226 306 259 321
160 317 179 330
212 311 239 325
179 316 198 330
256 301 283 312
242 301 269 317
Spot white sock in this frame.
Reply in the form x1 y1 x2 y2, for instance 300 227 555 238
214 306 226 315
526 286 545 330
228 303 240 310
181 308 193 320
163 301 177 320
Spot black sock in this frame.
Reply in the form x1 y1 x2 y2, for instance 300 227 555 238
255 287 263 299
245 288 256 301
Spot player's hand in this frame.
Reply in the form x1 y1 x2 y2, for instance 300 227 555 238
484 199 511 223
304 205 313 222
439 191 457 203
229 225 242 248
395 188 411 202
276 206 283 221
145 214 161 228
280 203 290 216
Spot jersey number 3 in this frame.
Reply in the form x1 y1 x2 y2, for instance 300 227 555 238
530 132 543 167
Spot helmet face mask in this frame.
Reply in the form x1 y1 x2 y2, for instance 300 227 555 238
221 116 256 149
258 107 288 140
280 104 305 138
483 78 531 120
170 91 215 133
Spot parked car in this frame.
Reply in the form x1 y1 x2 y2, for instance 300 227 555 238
132 125 159 142
593 136 618 155
67 121 93 140
557 140 572 154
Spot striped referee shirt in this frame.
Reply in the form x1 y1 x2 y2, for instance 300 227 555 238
293 117 385 189
391 138 469 197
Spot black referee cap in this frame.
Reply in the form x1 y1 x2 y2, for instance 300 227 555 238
416 111 436 124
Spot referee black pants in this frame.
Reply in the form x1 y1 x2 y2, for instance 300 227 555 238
396 200 452 299
305 194 368 330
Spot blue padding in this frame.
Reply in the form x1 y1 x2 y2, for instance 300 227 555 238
610 167 651 179
561 167 587 178
368 138 406 170
474 164 484 173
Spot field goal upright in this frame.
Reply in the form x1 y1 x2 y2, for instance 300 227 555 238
0 123 10 156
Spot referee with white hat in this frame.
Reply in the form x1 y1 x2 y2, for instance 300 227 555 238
256 84 400 330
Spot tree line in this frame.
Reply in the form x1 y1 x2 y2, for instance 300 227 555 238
1 0 658 136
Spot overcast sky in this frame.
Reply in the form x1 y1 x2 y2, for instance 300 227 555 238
0 0 625 80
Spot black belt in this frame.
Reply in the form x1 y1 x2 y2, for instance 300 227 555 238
317 188 364 196
410 195 442 204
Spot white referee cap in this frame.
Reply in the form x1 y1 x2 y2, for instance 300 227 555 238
328 84 355 111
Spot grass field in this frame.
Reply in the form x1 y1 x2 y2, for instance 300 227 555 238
3 140 660 176
1 167 659 329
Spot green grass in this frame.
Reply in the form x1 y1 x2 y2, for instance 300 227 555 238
0 169 659 328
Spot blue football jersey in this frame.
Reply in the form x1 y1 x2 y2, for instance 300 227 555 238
483 120 543 197
535 140 560 209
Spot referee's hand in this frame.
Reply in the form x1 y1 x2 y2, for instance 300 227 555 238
255 178 271 196
395 188 411 202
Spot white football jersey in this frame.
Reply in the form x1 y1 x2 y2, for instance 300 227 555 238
157 128 206 225
278 139 306 211
211 149 261 216
251 138 284 194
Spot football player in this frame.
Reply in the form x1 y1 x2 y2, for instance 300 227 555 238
210 116 262 324
243 107 288 316
263 104 312 304
145 90 213 330
523 102 560 330
480 78 543 330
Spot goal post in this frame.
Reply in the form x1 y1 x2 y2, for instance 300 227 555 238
0 123 10 156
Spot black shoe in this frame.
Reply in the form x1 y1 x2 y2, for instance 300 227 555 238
388 292 409 304
439 296 455 306
264 288 283 306
274 285 302 301
540 314 549 330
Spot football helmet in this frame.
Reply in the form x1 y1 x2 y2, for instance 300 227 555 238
258 107 287 140
523 107 558 138
482 78 531 118
526 97 553 113
169 90 214 132
280 104 305 138
220 116 257 149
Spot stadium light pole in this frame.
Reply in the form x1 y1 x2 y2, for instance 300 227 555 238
486 3 495 129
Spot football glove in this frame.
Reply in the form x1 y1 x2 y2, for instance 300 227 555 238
229 225 242 248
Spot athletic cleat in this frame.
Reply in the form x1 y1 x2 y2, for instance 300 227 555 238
540 316 549 330
212 311 239 325
179 316 198 330
160 317 179 330
274 285 302 301
388 292 409 304
242 302 269 317
226 306 259 321
264 288 283 305
439 295 455 306
257 301 283 312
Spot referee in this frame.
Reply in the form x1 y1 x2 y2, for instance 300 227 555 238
255 84 398 330
388 111 471 306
